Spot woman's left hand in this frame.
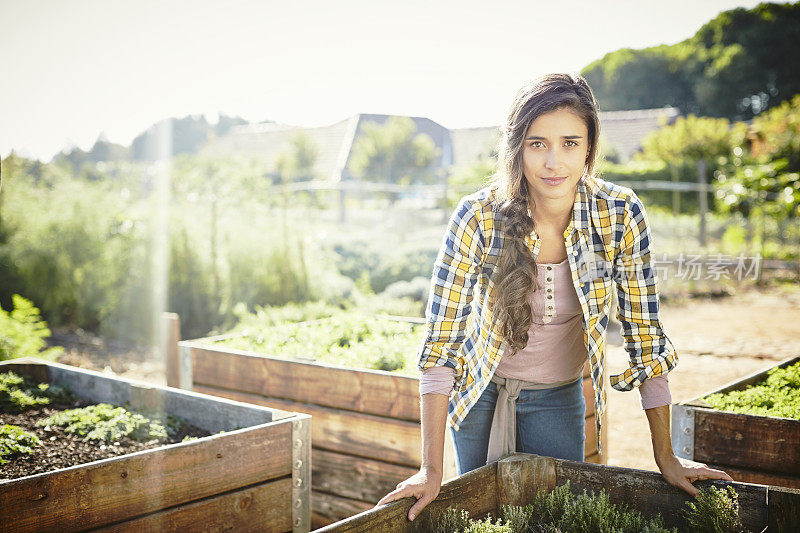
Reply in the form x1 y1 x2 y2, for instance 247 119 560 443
656 453 733 496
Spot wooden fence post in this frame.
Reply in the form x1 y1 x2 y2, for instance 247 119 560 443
698 159 707 248
162 312 181 388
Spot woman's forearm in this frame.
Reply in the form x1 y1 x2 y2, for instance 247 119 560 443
644 404 675 466
420 393 449 475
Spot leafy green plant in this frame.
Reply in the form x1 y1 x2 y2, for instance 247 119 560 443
702 361 800 418
0 294 63 361
37 403 181 443
212 312 423 375
0 424 41 464
683 485 743 533
0 371 73 412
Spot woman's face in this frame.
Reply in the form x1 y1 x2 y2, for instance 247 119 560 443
521 107 590 206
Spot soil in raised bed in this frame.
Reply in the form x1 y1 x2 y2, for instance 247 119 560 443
1 397 211 481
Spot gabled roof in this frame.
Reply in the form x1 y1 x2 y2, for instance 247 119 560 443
599 107 681 161
200 107 681 181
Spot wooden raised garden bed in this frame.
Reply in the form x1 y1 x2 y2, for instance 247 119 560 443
314 453 800 532
166 313 606 529
0 358 311 533
672 355 800 490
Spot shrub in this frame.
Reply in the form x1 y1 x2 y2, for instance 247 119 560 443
0 294 63 361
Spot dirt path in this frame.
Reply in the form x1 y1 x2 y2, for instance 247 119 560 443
605 282 800 472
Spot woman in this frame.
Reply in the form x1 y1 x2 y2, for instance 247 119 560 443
376 73 732 522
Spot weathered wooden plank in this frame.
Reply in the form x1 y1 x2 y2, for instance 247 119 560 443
190 344 421 421
163 313 182 389
0 421 293 532
706 463 800 490
555 459 770 532
768 485 800 533
693 408 800 475
584 452 601 464
95 477 293 533
313 461 498 532
584 413 599 458
193 385 421 467
312 449 418 503
496 454 556 508
312 492 376 529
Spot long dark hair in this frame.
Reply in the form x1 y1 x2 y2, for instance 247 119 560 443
489 73 601 355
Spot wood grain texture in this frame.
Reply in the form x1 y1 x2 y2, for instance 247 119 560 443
768 485 800 533
706 463 800 490
313 462 498 533
94 478 293 533
311 492 376 529
193 385 421 467
0 422 293 532
693 408 800 475
163 313 181 389
191 345 421 421
312 449 418 503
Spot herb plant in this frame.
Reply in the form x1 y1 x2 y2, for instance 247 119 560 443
430 481 676 533
683 485 743 533
0 371 73 412
702 361 800 418
0 424 41 464
37 403 181 443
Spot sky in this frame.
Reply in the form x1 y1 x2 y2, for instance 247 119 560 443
0 0 769 162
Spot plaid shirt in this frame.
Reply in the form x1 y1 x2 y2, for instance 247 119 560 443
417 175 678 453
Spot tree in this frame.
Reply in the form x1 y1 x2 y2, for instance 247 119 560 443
636 115 747 166
348 117 440 185
582 2 800 120
274 132 319 184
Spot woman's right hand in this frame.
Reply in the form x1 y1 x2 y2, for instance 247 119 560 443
374 466 443 522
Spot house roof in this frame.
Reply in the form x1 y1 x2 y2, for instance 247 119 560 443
201 107 681 180
599 107 681 161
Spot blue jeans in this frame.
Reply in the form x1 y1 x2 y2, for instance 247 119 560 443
450 378 586 475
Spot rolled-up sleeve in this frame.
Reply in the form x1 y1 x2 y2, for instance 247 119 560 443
610 191 678 391
416 196 484 384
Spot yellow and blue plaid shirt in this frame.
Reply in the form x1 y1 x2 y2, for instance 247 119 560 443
417 175 678 452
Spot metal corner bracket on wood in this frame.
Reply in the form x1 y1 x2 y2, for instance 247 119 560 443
292 415 312 533
671 404 695 460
